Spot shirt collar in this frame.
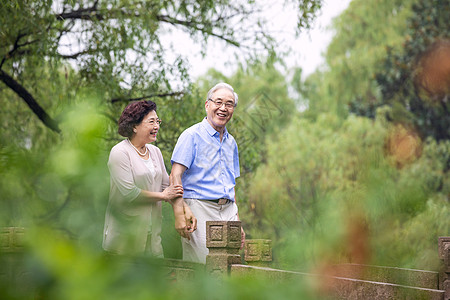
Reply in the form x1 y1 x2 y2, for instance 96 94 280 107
202 117 228 138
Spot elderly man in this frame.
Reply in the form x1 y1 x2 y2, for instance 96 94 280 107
170 82 245 263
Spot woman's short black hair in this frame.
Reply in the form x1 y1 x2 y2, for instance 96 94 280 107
118 100 157 138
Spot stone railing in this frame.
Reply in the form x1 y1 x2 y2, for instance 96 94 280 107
1 227 26 253
205 220 242 276
439 237 450 300
244 238 272 267
0 227 36 299
1 224 449 300
202 221 448 300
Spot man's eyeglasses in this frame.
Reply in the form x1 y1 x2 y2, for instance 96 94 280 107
208 98 236 109
144 119 162 126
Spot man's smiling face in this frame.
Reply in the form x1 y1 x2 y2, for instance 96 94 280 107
205 87 235 132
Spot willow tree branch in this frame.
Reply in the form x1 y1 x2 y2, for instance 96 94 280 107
54 5 240 47
1 33 27 69
110 91 186 103
56 6 104 21
58 48 96 59
156 14 240 47
0 70 61 133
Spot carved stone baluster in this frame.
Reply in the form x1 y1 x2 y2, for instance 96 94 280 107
205 221 242 277
439 237 450 300
244 239 272 267
0 227 35 299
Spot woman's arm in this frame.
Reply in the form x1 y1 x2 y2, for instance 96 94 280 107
109 146 183 205
135 185 184 204
132 147 183 204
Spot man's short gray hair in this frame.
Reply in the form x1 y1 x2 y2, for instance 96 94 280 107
206 82 238 107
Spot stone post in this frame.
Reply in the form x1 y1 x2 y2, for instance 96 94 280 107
439 237 450 300
244 239 272 267
1 227 26 253
205 221 242 277
0 227 35 299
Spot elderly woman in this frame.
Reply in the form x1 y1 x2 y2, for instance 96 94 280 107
103 100 196 256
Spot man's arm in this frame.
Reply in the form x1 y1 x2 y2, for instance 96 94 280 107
170 163 197 239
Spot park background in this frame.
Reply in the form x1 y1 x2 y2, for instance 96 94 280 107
0 0 449 299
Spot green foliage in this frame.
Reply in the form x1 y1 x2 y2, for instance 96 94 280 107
0 0 323 132
247 113 381 267
0 93 110 245
284 0 449 272
371 138 450 269
375 0 450 140
247 108 449 270
294 0 416 118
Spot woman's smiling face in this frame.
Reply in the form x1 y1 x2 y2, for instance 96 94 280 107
134 110 160 144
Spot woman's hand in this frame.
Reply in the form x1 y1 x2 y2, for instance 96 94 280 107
162 184 184 202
